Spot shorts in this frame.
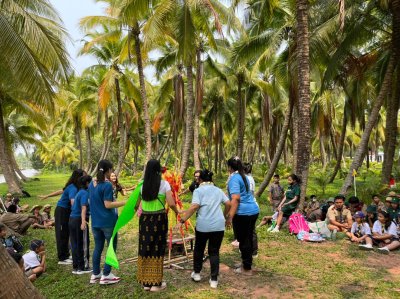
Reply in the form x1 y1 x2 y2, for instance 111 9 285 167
372 236 399 245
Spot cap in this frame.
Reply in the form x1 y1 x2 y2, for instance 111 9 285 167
30 239 44 251
391 197 400 204
327 197 334 203
353 211 365 218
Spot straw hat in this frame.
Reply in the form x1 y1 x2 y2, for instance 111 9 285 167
30 205 42 212
387 191 397 197
43 204 52 210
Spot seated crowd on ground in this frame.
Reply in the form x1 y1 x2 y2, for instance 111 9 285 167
1 160 399 291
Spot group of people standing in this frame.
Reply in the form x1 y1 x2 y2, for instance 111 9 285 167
49 156 261 291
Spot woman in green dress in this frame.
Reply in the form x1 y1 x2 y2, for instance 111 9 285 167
271 174 301 233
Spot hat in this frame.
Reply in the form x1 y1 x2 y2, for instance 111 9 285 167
30 205 42 212
366 205 377 213
391 197 400 204
386 197 393 202
327 197 334 203
6 193 12 197
43 204 52 209
388 191 397 197
30 239 44 251
354 211 365 218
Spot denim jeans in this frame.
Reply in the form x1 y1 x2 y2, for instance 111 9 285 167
92 227 117 276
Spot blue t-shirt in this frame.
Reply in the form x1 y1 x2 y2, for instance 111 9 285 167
192 184 229 232
70 189 89 218
228 173 259 216
57 184 78 209
89 181 116 228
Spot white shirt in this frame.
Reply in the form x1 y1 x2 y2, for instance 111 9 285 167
372 221 398 237
246 175 255 194
23 251 40 270
141 180 171 194
351 222 371 236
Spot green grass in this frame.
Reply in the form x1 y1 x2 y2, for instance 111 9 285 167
1 171 400 299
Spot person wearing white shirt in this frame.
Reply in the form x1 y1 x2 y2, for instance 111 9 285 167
23 239 46 278
371 211 400 254
351 212 373 250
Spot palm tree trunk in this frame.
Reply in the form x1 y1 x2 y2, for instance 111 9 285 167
319 134 327 168
91 109 110 176
193 49 203 170
256 97 294 197
158 125 173 161
85 127 93 173
133 24 152 163
237 74 245 158
295 0 311 208
10 150 28 181
0 246 43 298
329 111 348 183
179 65 195 177
114 77 126 175
0 99 22 194
74 117 83 169
330 127 338 161
218 122 224 176
340 55 397 194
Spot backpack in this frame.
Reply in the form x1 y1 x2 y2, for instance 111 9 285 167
289 213 310 234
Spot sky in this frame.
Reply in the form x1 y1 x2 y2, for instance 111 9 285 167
50 0 106 74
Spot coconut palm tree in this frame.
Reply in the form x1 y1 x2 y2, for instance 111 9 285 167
0 0 70 194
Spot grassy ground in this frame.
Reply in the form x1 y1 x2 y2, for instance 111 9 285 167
1 171 399 299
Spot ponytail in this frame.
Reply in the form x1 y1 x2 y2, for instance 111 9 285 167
227 156 249 192
97 160 113 183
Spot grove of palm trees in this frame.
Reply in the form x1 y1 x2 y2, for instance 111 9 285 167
1 0 400 298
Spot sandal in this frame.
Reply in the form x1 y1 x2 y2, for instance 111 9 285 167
143 286 151 291
150 282 167 292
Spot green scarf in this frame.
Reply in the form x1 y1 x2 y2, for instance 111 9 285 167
105 181 143 269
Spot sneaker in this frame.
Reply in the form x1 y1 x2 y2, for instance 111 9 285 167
270 226 280 233
90 272 102 284
75 268 92 275
252 253 258 258
191 272 201 282
359 244 373 251
377 247 390 255
209 279 218 289
72 269 79 274
100 272 121 285
58 259 73 265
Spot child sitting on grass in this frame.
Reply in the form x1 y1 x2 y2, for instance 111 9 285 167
349 212 373 250
371 211 400 254
23 239 46 279
7 248 37 282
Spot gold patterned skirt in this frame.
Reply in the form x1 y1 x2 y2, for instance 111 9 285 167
137 210 168 287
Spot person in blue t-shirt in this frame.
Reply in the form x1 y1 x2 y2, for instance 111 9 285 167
69 175 92 274
89 160 126 286
55 169 85 265
226 157 259 276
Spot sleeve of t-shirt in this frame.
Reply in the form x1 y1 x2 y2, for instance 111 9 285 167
23 252 40 269
364 223 371 235
104 183 114 202
81 192 89 206
372 221 380 233
192 189 200 206
68 186 78 200
160 180 172 194
221 190 229 204
388 223 398 236
294 185 301 197
351 223 356 234
228 176 241 195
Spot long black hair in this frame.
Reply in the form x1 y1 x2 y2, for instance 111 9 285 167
288 174 302 185
379 210 392 230
142 159 162 201
97 160 113 183
78 175 92 190
199 169 213 182
64 169 85 189
227 157 249 192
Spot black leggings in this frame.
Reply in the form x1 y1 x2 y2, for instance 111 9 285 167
55 206 71 261
233 214 259 270
193 230 224 280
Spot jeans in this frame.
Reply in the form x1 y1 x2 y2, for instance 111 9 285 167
92 227 117 276
232 213 259 270
193 230 224 281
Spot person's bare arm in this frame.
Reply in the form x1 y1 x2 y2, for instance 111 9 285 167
39 252 46 272
224 200 231 218
372 232 392 240
81 206 87 230
328 214 347 229
165 190 179 214
104 200 126 209
226 194 240 228
180 204 200 222
38 190 63 200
